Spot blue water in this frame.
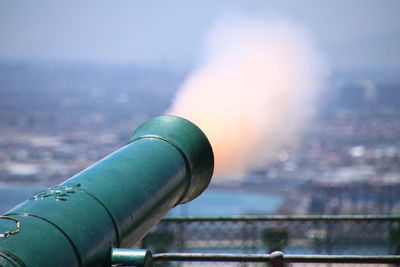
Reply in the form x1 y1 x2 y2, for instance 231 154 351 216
0 187 283 216
0 187 43 214
168 189 283 217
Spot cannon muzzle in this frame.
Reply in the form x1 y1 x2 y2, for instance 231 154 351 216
0 116 214 267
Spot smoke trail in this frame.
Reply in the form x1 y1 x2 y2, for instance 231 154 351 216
167 16 327 178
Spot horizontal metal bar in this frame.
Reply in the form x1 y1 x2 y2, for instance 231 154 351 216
154 253 273 262
285 254 400 264
153 252 400 264
163 215 400 222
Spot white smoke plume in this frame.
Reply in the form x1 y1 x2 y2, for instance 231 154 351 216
167 16 328 178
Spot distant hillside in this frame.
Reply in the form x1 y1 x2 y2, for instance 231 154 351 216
0 60 399 128
0 60 185 113
0 60 187 130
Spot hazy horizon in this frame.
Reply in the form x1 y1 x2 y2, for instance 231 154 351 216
1 0 399 73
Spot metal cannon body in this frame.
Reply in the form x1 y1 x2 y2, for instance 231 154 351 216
0 116 214 267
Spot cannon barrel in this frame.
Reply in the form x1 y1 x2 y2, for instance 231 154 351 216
0 116 214 267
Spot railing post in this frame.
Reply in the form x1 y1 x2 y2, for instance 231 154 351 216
270 251 284 267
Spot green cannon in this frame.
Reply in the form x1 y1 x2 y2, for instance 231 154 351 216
0 116 214 267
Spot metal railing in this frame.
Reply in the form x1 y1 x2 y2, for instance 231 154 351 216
140 215 400 266
112 250 400 266
153 252 400 265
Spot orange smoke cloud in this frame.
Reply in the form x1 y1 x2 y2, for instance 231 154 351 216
167 16 327 178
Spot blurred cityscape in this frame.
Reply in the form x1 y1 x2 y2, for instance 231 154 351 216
1 60 400 216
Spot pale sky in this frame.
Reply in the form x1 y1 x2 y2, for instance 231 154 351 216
0 0 399 72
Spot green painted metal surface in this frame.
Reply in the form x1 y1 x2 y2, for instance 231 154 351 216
0 116 214 267
111 249 152 267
